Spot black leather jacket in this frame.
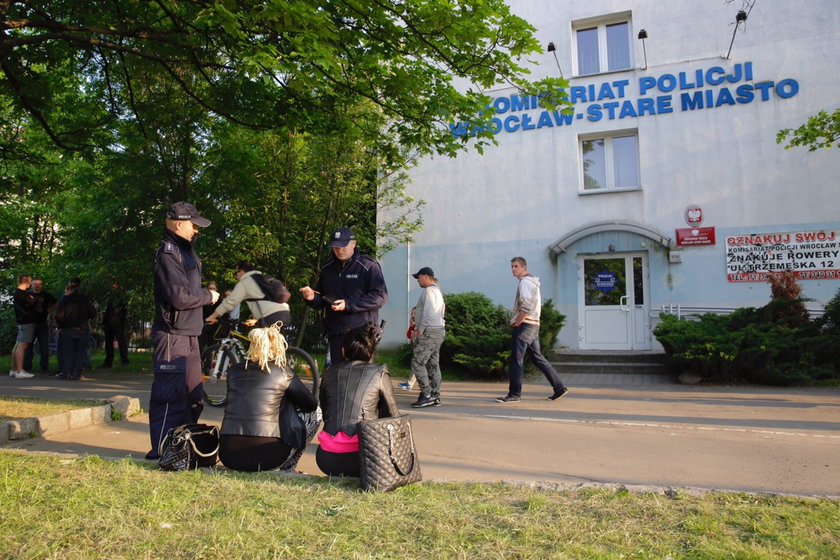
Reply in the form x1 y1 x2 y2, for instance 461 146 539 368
319 361 400 437
221 363 318 438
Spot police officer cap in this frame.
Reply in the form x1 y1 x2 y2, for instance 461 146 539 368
166 201 211 227
328 227 356 248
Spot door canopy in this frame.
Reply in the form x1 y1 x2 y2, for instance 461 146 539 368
549 221 672 254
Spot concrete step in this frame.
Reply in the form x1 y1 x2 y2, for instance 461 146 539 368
548 351 667 375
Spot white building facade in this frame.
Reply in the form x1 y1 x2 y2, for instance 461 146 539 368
378 0 840 351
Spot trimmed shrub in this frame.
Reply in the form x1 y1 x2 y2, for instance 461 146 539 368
440 292 510 378
654 281 840 386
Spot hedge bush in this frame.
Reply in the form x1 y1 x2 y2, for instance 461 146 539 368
654 278 840 385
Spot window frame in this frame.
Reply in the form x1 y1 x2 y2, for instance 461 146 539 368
572 12 633 76
578 129 641 194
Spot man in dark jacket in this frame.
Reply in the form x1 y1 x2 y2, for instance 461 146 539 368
54 283 97 380
23 278 57 374
147 202 218 460
300 227 388 364
11 274 36 378
101 283 130 368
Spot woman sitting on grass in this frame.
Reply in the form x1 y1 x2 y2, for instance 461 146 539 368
219 323 320 472
316 322 400 477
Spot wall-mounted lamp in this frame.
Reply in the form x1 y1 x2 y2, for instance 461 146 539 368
546 41 563 77
608 243 616 252
637 29 648 70
725 10 748 59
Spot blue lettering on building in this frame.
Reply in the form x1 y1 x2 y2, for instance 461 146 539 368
451 62 798 137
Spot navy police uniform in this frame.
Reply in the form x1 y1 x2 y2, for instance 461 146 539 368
149 225 212 458
305 247 388 364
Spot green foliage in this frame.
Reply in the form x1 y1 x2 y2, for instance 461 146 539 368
654 284 840 385
538 299 566 355
777 108 840 151
0 305 16 355
440 292 511 378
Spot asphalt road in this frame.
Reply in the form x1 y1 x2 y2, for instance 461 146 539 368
2 371 839 496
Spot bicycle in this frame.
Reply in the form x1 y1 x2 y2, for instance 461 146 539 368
201 318 320 407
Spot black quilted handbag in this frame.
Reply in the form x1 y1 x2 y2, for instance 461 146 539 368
158 423 219 471
357 414 422 492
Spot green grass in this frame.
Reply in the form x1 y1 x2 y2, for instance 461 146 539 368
0 453 837 559
0 396 108 422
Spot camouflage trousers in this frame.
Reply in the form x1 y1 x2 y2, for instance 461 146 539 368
410 328 445 398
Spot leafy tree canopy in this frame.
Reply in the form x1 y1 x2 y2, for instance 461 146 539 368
777 108 840 151
1 0 569 158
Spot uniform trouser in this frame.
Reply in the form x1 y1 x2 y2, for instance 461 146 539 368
60 329 89 379
411 328 445 399
149 331 203 455
508 323 566 398
103 326 129 365
327 335 345 366
23 320 50 372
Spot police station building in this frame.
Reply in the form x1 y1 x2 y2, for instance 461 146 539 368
378 0 840 352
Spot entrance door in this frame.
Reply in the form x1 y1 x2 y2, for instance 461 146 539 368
578 253 650 350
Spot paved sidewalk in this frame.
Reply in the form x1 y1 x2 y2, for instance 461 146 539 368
2 371 839 496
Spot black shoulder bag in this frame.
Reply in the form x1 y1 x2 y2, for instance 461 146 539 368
158 423 219 471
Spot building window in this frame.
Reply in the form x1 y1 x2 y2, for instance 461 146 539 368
580 131 639 192
574 16 631 75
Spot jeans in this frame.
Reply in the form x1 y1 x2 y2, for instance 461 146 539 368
23 321 50 372
508 323 565 398
60 329 89 379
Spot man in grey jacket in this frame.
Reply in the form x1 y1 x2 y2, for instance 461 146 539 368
496 257 568 403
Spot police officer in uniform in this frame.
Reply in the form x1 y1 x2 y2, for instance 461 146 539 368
146 202 219 460
300 227 388 365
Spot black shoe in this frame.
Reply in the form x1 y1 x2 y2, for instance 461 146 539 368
548 388 569 401
144 451 160 460
495 395 520 403
412 395 435 408
55 373 70 380
432 398 442 406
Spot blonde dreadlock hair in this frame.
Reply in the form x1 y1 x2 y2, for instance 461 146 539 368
245 323 288 373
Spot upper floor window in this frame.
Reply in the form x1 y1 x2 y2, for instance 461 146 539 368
574 15 631 76
580 131 639 192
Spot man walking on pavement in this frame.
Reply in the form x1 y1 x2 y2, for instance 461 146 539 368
147 202 218 460
496 257 568 403
409 267 446 408
300 227 388 365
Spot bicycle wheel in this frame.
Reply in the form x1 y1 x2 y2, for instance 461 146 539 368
202 344 239 407
286 346 319 396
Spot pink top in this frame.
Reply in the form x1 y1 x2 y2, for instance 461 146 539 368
318 430 360 453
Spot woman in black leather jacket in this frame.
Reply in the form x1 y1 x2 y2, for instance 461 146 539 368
316 323 400 476
219 324 320 472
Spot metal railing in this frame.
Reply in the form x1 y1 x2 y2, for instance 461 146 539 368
654 303 825 320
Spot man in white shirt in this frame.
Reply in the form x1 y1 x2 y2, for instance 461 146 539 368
410 267 446 408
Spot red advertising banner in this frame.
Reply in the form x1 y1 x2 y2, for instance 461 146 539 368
725 230 840 282
676 227 716 246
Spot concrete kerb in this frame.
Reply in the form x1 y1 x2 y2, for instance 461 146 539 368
0 395 141 444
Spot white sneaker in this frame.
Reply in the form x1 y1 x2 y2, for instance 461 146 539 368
9 369 15 377
13 371 34 379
